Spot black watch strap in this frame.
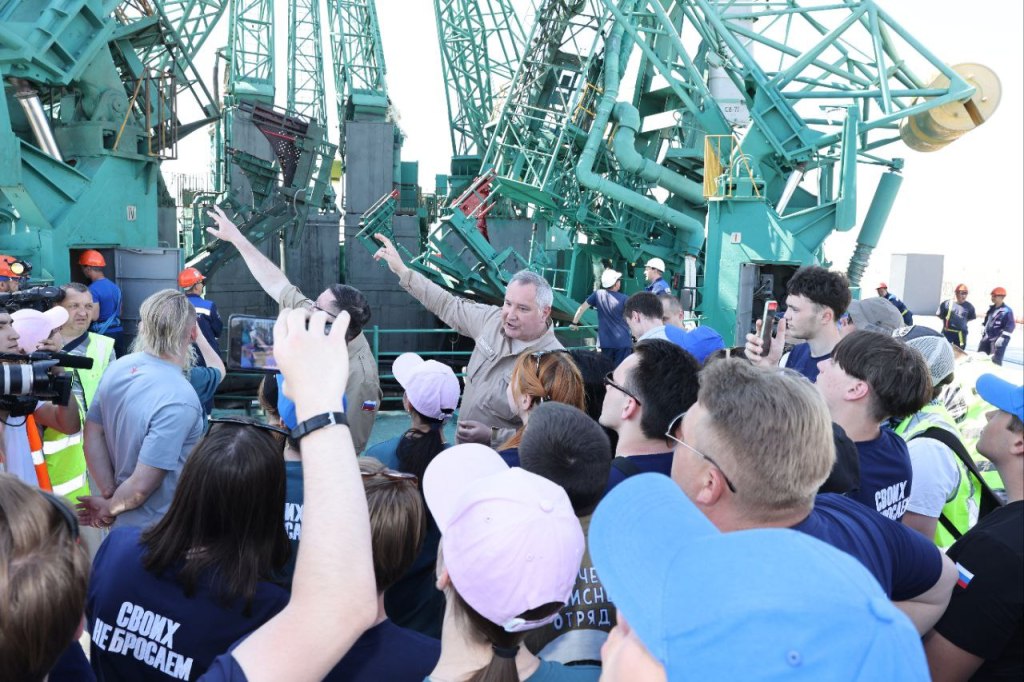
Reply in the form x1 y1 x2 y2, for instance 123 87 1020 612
290 412 348 442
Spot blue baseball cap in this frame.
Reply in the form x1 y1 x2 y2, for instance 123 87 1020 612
664 324 725 364
589 474 929 681
275 374 346 429
977 374 1024 421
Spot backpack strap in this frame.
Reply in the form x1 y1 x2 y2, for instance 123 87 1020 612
913 426 1005 519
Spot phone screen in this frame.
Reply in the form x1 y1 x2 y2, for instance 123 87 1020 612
227 315 278 372
759 301 778 356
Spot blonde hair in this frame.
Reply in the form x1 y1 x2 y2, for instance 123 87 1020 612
0 474 90 682
501 350 585 450
697 360 834 515
130 289 195 365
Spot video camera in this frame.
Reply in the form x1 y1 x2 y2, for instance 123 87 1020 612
0 285 65 313
0 351 94 417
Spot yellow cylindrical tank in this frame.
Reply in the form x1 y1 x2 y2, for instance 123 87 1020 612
899 63 1001 152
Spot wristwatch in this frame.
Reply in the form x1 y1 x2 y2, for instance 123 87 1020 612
290 412 348 442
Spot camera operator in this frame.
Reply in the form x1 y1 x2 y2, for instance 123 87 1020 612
0 255 29 294
0 308 82 488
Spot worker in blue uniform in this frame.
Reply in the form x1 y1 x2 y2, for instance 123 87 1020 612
979 286 1015 366
643 257 671 295
179 267 222 366
937 284 976 350
876 282 913 326
80 250 125 356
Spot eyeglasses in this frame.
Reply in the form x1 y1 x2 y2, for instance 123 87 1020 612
310 303 338 320
361 468 419 484
209 415 291 438
603 371 642 406
39 489 80 541
665 411 738 493
530 349 570 374
955 290 968 295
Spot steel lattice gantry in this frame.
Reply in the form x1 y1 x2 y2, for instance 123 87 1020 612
287 0 327 124
434 0 527 197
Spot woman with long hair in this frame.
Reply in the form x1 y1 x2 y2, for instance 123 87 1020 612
498 349 586 465
86 419 291 681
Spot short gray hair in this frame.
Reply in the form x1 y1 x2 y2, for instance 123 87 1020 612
131 289 195 365
508 270 553 310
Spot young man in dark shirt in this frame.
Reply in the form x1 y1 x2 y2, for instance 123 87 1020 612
925 374 1023 681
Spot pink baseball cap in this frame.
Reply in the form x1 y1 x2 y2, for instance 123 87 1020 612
11 307 69 353
392 352 460 421
423 444 585 631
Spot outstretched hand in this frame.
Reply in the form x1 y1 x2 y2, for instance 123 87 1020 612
372 234 409 277
273 308 350 421
206 205 244 244
76 495 115 529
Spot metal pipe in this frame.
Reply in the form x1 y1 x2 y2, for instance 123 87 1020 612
12 82 63 162
609 102 706 205
846 171 903 288
774 163 806 215
575 20 703 252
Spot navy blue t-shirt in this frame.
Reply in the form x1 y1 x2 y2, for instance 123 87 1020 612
200 621 441 682
498 447 520 467
784 343 829 382
792 493 942 601
585 289 631 350
88 527 289 681
848 427 912 520
605 452 674 492
324 619 440 681
279 460 304 590
50 641 96 682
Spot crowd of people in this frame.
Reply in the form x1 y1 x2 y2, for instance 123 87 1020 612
0 219 1020 682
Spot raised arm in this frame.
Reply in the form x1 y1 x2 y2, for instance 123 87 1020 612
373 234 495 338
227 308 377 681
194 322 226 382
206 206 291 303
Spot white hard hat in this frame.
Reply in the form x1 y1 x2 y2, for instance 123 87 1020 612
601 269 623 288
645 257 666 272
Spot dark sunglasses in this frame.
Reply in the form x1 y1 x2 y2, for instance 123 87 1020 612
361 468 419 484
603 372 642 406
530 349 570 374
209 415 290 438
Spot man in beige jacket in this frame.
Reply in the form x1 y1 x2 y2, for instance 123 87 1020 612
206 207 381 453
373 235 563 446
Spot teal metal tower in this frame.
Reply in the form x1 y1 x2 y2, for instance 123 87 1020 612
433 0 527 199
359 0 999 343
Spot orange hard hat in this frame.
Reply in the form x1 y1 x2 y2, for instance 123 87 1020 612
78 249 106 267
954 284 968 293
0 255 26 279
178 267 206 289
991 287 1007 297
877 282 888 289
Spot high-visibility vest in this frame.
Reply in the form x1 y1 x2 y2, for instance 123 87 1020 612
42 333 114 503
895 402 978 548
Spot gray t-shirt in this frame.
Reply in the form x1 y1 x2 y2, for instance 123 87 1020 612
87 352 205 528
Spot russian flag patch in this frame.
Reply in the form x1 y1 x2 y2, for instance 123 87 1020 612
955 562 974 589
361 400 378 412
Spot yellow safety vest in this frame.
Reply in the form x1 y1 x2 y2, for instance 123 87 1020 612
43 333 114 503
895 403 978 548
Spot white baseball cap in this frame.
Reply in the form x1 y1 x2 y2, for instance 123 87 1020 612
645 257 666 272
600 269 623 288
392 352 460 420
11 307 69 353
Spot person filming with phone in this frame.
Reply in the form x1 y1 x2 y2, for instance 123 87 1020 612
206 207 381 454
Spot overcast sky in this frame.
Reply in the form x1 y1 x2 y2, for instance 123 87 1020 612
167 0 1023 310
